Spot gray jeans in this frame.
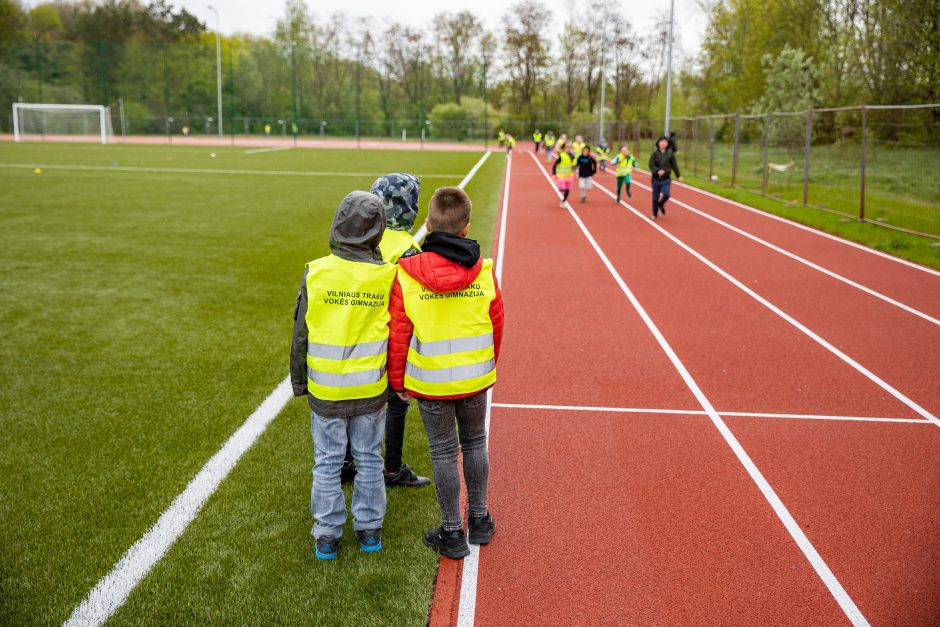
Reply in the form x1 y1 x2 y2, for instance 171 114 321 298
417 392 490 532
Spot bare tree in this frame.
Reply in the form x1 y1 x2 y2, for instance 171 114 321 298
558 23 585 115
503 0 552 119
432 11 482 103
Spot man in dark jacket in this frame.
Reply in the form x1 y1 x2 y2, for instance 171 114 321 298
648 136 682 219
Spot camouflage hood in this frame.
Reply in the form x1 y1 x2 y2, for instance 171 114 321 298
370 173 421 231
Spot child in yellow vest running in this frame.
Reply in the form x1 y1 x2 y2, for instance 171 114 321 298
610 144 638 202
551 140 577 206
290 192 397 560
388 187 504 559
572 134 585 155
548 133 568 163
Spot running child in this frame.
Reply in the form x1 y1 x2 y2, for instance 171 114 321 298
576 145 598 203
610 144 638 202
532 129 543 153
572 134 585 155
594 142 610 172
544 130 556 156
551 140 577 206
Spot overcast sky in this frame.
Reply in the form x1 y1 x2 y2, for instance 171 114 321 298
171 0 708 67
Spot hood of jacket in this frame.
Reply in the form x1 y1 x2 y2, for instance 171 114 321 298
329 191 386 264
398 231 482 293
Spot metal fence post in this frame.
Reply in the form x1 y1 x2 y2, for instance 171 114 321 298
859 105 867 221
802 108 813 206
761 112 770 194
693 116 699 177
731 112 741 186
708 118 715 180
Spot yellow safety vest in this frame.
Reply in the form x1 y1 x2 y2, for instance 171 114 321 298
545 136 556 147
595 147 610 161
556 151 575 177
571 141 584 154
381 229 420 264
614 155 636 177
304 254 396 401
533 132 543 142
398 259 497 397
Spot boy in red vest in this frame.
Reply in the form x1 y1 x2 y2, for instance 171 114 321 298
387 187 505 558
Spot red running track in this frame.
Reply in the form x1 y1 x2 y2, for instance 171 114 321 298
429 149 940 626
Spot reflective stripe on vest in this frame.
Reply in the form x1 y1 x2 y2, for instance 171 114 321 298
556 152 575 177
398 259 497 396
381 229 420 264
304 254 396 401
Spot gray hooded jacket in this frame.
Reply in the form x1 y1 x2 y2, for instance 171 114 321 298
290 191 390 418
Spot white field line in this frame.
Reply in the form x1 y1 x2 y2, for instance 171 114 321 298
64 377 293 627
529 151 870 626
64 154 494 627
629 168 940 278
413 150 492 244
456 149 509 627
243 146 291 154
0 162 464 179
589 170 940 428
599 171 939 326
491 402 930 425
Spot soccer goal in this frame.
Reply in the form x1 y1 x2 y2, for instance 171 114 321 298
12 103 114 144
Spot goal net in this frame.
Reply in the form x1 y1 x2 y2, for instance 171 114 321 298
13 103 114 144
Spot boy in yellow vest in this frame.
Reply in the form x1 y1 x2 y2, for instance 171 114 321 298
610 144 638 201
387 187 505 559
290 191 397 560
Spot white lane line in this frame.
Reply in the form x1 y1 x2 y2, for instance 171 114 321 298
456 149 509 627
628 168 940 277
0 162 464 179
414 150 493 244
530 151 870 627
601 172 939 326
65 377 293 627
243 146 291 154
590 174 940 428
65 154 495 627
492 402 929 424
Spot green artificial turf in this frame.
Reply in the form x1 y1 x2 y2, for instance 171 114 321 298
0 142 504 625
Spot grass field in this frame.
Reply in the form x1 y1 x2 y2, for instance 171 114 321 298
0 142 504 624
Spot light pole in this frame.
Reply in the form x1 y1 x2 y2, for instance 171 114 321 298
664 0 675 136
208 5 223 136
598 64 606 145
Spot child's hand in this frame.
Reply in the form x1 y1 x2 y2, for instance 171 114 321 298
396 391 410 402
677 177 684 182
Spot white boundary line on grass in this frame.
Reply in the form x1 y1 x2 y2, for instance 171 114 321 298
588 169 940 428
64 150 493 627
456 149 509 627
0 162 465 179
529 151 870 627
243 146 292 154
600 171 940 326
632 168 940 278
492 402 930 425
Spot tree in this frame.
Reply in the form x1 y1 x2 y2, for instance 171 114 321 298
753 45 818 113
432 11 481 104
503 0 551 119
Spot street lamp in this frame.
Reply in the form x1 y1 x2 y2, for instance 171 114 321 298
207 5 223 136
664 0 675 136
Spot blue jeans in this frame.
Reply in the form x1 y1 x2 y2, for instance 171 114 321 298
310 407 386 539
651 177 671 217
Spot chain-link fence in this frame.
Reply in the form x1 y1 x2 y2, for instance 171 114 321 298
635 105 939 240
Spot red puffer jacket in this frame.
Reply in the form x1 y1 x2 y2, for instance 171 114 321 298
388 251 504 400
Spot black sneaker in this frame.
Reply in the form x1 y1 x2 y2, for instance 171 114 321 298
627 189 632 198
340 460 357 484
422 527 470 559
661 205 666 216
356 529 382 553
468 513 496 545
385 464 431 488
315 535 339 560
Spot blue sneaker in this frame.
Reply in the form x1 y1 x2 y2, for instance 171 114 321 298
356 529 382 553
315 535 339 560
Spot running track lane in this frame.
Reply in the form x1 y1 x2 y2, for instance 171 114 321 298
450 150 858 625
538 154 939 622
590 172 940 416
622 168 940 318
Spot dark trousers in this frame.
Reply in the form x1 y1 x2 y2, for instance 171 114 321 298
651 177 672 217
345 387 410 473
418 392 489 531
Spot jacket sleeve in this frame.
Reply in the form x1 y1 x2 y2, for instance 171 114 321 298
387 276 413 391
490 272 505 362
670 153 681 178
551 158 559 175
590 157 597 175
290 269 309 397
